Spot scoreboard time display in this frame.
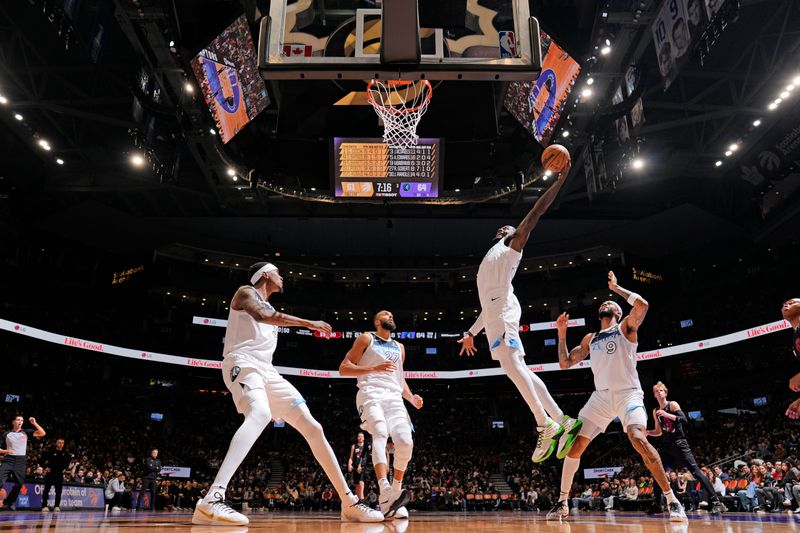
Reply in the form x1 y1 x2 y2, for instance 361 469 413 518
332 137 441 199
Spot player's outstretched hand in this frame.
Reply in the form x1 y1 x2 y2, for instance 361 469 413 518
411 394 424 410
608 271 618 290
790 372 800 393
556 312 569 336
373 360 396 373
308 320 332 334
457 335 476 356
787 398 800 419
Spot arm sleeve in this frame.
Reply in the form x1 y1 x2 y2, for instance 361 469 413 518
674 409 688 424
468 310 484 337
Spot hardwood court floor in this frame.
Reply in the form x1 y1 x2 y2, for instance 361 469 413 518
0 510 798 532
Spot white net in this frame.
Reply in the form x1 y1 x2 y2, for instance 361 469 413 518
367 80 433 149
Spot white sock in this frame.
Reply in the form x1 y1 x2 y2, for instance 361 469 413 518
560 456 580 497
530 371 565 421
664 490 676 504
499 353 548 425
391 479 402 493
379 477 391 495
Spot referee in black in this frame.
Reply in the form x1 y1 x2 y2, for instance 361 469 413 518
646 382 726 515
0 416 46 511
136 448 162 511
41 438 71 512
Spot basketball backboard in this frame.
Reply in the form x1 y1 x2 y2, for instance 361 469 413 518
257 0 541 81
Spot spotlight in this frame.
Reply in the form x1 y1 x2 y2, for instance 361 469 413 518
169 40 175 47
794 75 800 85
581 88 593 98
227 168 236 176
209 128 217 135
725 150 732 157
0 95 7 105
562 130 570 138
752 119 761 127
774 98 783 105
715 160 723 167
38 139 51 151
56 158 64 165
600 45 611 55
768 102 778 110
232 176 238 182
781 91 790 98
605 38 611 47
14 113 23 121
184 82 194 93
631 158 644 169
130 154 145 167
544 170 553 177
729 143 739 152
587 77 594 86
788 84 796 92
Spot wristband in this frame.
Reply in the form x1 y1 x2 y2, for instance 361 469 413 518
627 292 642 306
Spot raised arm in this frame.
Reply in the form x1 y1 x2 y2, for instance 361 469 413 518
29 417 46 438
556 312 591 369
507 161 571 252
339 333 396 377
400 344 423 410
607 271 649 342
233 286 332 333
457 310 484 356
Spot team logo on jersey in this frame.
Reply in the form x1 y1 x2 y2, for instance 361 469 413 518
230 366 241 382
605 341 617 354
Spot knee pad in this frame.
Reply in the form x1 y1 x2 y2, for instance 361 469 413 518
371 422 389 466
391 423 414 471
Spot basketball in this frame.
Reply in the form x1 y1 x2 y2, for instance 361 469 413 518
541 144 571 172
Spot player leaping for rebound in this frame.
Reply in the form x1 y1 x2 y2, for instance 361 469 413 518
340 310 422 520
781 298 800 419
546 271 687 522
457 160 581 463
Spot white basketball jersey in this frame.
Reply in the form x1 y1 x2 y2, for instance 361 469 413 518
476 238 522 302
356 333 404 394
222 288 279 364
588 323 641 391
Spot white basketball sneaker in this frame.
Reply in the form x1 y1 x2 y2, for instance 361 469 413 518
546 500 569 521
669 500 688 522
341 499 384 522
379 487 411 519
556 416 583 459
394 506 409 519
192 495 249 526
532 417 564 463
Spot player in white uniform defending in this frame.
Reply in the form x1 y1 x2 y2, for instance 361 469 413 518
193 262 383 525
546 271 687 522
339 310 423 520
457 162 581 463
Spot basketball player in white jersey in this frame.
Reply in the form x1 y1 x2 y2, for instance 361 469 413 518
339 310 423 519
546 271 687 522
193 262 383 525
457 161 581 463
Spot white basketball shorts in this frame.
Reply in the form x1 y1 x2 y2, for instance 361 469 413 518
578 387 647 435
356 387 411 436
222 354 305 420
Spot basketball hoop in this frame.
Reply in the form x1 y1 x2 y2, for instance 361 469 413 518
366 80 433 149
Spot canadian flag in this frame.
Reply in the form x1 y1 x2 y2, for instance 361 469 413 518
283 44 312 57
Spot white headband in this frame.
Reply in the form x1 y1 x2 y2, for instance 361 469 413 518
250 263 278 285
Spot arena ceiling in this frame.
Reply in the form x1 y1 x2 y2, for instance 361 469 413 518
1 0 799 258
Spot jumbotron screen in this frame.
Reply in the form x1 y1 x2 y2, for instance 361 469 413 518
332 138 441 199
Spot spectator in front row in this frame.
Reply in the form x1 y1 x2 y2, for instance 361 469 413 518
105 472 126 512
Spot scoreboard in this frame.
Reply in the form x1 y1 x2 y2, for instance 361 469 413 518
332 137 441 198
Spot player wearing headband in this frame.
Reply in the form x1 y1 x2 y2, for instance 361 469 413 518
193 263 383 526
457 161 581 463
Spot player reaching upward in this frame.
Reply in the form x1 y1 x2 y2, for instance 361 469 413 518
782 298 800 419
340 310 423 520
193 263 383 526
546 272 687 522
647 381 727 515
457 161 581 463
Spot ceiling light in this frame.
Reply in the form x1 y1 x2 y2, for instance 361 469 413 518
13 113 23 121
768 103 778 110
787 84 796 92
562 130 570 138
586 77 594 86
774 98 783 105
209 128 216 135
184 82 194 93
729 143 739 152
793 75 800 85
605 38 612 46
542 175 548 181
56 158 64 165
581 88 593 98
600 46 611 55
544 170 553 177
454 188 460 192
227 168 236 176
781 91 790 98
724 150 732 157
130 154 145 167
0 95 7 105
631 158 644 169
752 119 761 127
715 160 723 167
232 176 238 182
169 40 175 47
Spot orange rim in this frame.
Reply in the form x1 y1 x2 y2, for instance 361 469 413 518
366 79 433 115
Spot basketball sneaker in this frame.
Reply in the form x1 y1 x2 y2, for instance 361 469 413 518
556 416 583 459
394 506 409 519
379 487 411 519
668 500 688 522
341 499 384 522
532 417 564 463
546 500 569 521
192 495 249 526
710 500 727 515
